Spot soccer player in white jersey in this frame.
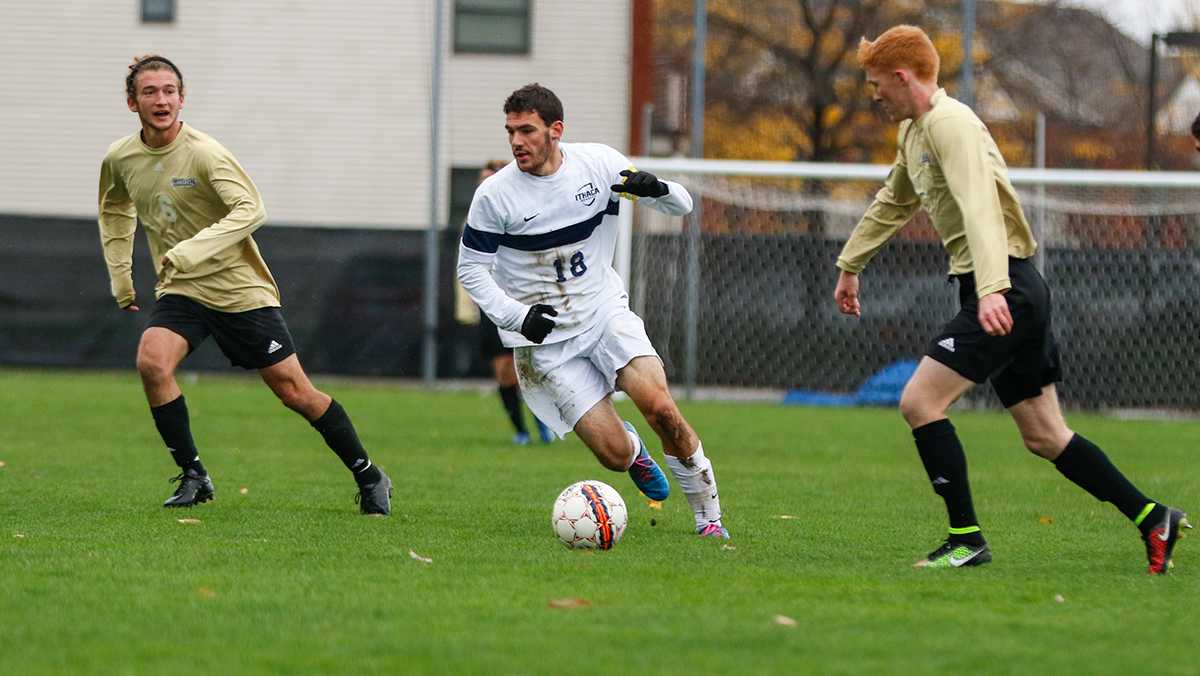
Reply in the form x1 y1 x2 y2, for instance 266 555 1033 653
457 84 728 538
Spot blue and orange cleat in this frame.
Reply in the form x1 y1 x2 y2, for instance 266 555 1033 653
622 421 669 501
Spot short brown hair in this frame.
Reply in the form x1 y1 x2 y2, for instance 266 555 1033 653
483 159 508 173
856 25 940 83
126 54 184 99
503 83 564 125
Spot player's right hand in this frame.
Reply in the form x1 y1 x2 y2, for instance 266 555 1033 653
520 304 558 344
834 270 861 317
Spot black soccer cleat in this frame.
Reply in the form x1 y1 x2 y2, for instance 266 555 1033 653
163 469 214 508
914 539 992 569
1144 507 1191 575
355 470 392 516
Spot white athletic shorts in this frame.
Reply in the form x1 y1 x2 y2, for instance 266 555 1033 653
513 307 659 439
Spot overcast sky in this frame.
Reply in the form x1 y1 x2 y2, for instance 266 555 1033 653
1058 0 1200 42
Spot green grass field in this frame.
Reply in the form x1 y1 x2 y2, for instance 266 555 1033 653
1 368 1197 675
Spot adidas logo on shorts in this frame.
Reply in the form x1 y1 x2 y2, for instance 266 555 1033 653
937 337 955 353
267 340 283 354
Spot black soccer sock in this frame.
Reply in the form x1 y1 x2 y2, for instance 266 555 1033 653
1053 434 1161 532
311 399 381 486
913 419 984 544
498 385 529 435
150 395 206 475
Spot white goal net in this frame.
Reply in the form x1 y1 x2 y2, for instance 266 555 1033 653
622 159 1200 410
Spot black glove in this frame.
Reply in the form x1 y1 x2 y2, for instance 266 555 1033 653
611 169 669 198
520 304 559 344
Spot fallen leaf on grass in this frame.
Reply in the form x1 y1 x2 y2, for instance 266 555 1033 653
176 518 202 525
721 543 737 551
1038 515 1054 525
548 597 591 609
646 500 663 510
774 515 801 520
773 615 797 627
1054 594 1065 603
197 587 216 599
13 533 26 539
239 487 249 495
0 460 7 468
409 550 433 564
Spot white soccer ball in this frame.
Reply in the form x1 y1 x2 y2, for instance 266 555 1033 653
551 480 628 549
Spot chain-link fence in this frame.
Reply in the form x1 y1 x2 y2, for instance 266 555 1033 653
628 160 1200 410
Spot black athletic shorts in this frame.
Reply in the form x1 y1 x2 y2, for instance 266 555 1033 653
478 312 510 361
927 257 1062 408
147 294 296 370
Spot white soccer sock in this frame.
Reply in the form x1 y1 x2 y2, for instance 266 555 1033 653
664 442 723 529
622 426 641 470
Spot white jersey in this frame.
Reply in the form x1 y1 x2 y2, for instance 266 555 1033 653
457 142 693 348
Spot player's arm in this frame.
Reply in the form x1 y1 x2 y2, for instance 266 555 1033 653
456 196 556 343
97 155 139 310
610 168 693 216
162 151 267 273
927 117 1013 335
833 146 920 316
836 148 920 276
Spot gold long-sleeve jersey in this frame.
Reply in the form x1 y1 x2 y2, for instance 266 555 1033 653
97 123 280 312
836 89 1037 298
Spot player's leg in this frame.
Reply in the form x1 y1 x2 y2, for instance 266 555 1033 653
1007 384 1189 573
140 296 214 507
899 357 988 567
512 340 669 501
573 396 671 502
616 355 726 537
259 355 391 515
493 352 531 444
206 304 390 514
998 257 1188 573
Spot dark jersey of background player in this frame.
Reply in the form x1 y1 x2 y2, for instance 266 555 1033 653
834 26 1188 573
97 55 392 514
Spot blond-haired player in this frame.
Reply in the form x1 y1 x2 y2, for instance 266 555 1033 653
835 26 1187 571
98 55 392 513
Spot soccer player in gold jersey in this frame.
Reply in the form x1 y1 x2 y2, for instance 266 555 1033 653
834 26 1187 572
97 55 392 514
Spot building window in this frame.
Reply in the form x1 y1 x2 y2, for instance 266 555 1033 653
141 0 176 23
454 0 530 55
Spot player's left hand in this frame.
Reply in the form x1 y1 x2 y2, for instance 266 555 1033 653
978 292 1013 336
611 169 669 198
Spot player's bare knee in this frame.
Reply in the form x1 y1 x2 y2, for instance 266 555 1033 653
898 395 928 428
1021 433 1059 459
595 437 630 471
135 350 172 384
644 399 679 433
271 379 306 411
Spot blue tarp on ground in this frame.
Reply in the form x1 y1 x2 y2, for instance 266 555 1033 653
783 359 918 407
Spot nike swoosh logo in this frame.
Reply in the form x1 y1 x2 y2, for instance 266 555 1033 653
948 550 980 566
1158 525 1171 542
523 213 540 222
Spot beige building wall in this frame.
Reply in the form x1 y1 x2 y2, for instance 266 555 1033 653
0 1 630 229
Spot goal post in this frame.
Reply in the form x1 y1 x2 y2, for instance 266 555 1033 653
619 157 1200 410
